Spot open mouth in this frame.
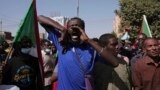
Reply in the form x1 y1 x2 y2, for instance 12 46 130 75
69 28 81 43
71 35 79 42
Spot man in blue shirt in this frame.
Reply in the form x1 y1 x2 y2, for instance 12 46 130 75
38 16 118 90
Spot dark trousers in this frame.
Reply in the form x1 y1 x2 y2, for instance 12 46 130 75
44 84 52 90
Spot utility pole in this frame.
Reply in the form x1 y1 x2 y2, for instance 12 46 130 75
0 20 2 32
77 0 79 17
0 20 2 37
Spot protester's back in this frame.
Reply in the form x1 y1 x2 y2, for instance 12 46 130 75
2 36 43 90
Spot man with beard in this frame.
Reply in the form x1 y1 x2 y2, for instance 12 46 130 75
133 37 160 90
38 16 118 90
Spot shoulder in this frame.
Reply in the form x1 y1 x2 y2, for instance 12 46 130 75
136 56 148 63
117 54 129 65
9 56 21 62
132 53 144 59
131 53 145 62
79 43 95 52
134 56 149 68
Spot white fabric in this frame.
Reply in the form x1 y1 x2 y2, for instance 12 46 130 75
0 85 20 90
29 47 38 57
121 32 130 40
41 50 57 86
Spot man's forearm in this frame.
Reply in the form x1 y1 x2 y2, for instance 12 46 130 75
87 39 119 67
38 15 65 32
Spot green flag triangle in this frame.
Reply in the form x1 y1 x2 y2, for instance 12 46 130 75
142 15 152 37
13 1 36 46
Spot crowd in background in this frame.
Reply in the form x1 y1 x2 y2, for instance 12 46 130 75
0 16 160 90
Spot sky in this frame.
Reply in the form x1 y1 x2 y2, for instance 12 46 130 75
0 0 119 38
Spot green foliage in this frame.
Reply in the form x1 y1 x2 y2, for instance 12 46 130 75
117 0 160 38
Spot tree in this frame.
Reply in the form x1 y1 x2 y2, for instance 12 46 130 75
117 0 160 39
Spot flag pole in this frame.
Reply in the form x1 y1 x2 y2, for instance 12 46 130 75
77 0 79 17
33 0 44 83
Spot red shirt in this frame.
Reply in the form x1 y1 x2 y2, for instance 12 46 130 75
133 56 160 90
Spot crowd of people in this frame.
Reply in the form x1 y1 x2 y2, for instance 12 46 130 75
0 15 160 90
